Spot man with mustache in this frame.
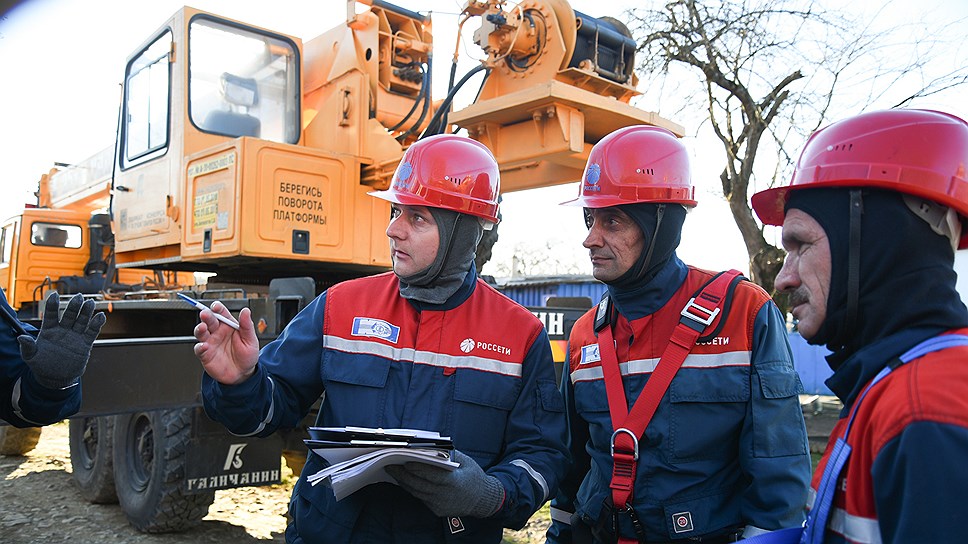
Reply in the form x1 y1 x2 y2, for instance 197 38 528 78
547 125 811 544
751 108 968 543
192 134 568 543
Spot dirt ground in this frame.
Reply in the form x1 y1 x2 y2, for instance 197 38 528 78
0 421 291 543
0 400 839 544
801 395 842 453
0 422 550 544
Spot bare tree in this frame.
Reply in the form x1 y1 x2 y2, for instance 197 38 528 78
627 0 968 311
488 240 585 278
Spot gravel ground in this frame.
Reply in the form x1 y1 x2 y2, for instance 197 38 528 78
0 421 291 543
0 421 550 544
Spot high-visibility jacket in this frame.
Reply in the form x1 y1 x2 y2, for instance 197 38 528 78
808 328 968 544
0 289 80 427
202 268 568 543
548 258 811 542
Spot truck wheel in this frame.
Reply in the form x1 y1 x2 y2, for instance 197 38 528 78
0 426 42 455
69 416 118 503
112 408 215 533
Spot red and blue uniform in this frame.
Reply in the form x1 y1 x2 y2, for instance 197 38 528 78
548 258 811 542
202 267 568 543
808 328 968 543
1 289 81 427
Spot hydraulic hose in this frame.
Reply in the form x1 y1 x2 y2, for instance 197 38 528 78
419 63 489 139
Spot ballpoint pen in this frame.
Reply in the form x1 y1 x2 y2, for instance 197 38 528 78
177 292 241 330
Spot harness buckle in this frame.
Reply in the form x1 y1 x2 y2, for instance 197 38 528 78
680 297 720 328
606 499 647 544
610 428 639 461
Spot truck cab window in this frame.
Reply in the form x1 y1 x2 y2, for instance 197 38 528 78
30 222 82 249
123 31 172 165
0 224 13 264
189 18 299 144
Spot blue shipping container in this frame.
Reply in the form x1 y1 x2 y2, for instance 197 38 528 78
788 332 834 395
498 275 606 307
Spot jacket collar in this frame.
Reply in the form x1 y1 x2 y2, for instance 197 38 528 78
606 256 688 321
826 325 948 416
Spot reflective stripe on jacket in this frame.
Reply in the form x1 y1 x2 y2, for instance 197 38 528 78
808 328 968 544
548 260 811 542
203 269 569 543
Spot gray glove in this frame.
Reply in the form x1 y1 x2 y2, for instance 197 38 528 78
18 293 106 389
385 449 505 518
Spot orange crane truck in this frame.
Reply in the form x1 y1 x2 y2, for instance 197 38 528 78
0 0 681 532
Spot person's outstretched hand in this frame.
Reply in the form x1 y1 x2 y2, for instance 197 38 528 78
192 301 259 385
18 292 106 389
385 449 505 518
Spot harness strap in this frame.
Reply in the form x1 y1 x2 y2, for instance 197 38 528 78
844 190 863 342
598 270 743 543
800 333 968 544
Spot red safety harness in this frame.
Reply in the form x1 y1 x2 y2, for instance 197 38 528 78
596 270 744 544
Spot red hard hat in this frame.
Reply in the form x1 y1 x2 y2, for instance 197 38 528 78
370 134 501 225
752 109 968 247
561 125 696 208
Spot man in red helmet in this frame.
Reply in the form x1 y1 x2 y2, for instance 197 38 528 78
548 125 811 544
192 134 569 543
751 109 968 543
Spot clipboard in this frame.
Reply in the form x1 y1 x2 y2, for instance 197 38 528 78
307 426 454 449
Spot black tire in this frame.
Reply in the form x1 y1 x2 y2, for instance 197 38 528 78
69 416 118 503
0 426 42 455
112 408 215 533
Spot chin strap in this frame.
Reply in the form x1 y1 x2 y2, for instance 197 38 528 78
640 204 665 275
843 190 863 346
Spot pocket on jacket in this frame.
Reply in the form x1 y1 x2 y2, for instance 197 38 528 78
752 362 807 457
451 370 519 457
537 379 566 413
290 476 357 543
668 367 749 461
573 380 610 415
320 355 390 423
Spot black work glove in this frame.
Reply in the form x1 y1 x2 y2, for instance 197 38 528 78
18 293 106 389
385 449 505 518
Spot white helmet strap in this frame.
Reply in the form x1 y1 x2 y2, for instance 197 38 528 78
903 194 962 251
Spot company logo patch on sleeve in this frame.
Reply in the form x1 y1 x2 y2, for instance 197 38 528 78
580 344 601 365
672 512 694 533
447 516 465 534
351 317 400 343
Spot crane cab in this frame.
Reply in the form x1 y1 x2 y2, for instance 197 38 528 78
112 7 392 283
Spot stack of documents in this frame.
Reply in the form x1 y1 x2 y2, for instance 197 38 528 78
304 426 458 500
